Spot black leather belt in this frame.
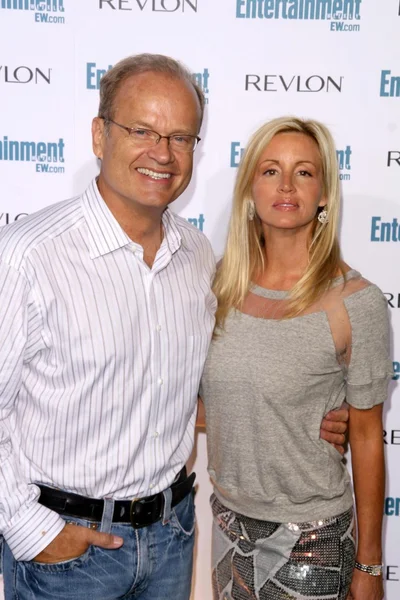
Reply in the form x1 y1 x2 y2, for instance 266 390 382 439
37 468 195 529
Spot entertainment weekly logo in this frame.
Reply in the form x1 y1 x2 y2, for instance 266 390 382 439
0 135 65 174
236 0 362 32
86 62 210 103
380 70 400 97
98 0 198 12
186 213 204 231
229 141 352 180
385 497 400 516
0 0 65 24
393 361 400 380
0 65 51 84
370 217 400 242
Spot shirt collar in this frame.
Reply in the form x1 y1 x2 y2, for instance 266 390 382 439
161 206 183 255
82 179 182 259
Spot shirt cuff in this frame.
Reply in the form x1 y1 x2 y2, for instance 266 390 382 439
346 376 392 410
3 501 65 561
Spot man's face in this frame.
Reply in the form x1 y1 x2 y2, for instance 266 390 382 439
92 71 201 214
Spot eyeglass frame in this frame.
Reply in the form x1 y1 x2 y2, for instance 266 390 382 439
101 118 201 152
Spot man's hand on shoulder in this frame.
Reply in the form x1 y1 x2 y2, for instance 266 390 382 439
320 405 349 455
33 523 123 564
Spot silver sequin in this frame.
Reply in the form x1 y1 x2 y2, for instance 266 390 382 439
211 495 355 600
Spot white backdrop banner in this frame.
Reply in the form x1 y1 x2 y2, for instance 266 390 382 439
0 1 399 599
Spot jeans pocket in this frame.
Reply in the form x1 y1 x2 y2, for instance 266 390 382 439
24 516 97 571
24 544 94 572
171 491 195 537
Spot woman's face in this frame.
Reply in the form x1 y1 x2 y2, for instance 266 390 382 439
251 131 327 234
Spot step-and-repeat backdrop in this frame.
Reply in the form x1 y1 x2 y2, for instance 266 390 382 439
0 1 399 598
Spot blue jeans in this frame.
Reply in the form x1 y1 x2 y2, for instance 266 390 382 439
2 491 195 600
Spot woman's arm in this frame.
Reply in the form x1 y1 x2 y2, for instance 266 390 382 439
348 403 385 600
196 396 206 429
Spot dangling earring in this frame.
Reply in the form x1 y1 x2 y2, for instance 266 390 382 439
318 207 329 224
248 200 256 221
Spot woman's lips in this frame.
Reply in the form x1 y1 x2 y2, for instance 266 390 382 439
272 202 298 211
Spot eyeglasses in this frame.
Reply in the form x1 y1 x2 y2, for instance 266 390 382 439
103 118 201 153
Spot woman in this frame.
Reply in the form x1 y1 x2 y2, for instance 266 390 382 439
200 117 393 600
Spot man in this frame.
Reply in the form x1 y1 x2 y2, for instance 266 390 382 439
0 54 347 600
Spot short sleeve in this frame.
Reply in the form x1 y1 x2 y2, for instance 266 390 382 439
344 285 393 409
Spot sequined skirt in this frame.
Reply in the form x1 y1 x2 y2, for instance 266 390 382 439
211 495 355 600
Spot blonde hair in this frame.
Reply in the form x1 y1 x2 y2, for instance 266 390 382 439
214 116 343 327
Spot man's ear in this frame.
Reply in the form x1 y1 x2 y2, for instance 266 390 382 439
92 117 105 160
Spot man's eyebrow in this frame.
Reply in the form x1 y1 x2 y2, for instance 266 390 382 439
127 121 196 135
125 120 153 129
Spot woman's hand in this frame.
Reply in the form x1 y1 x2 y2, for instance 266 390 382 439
347 568 384 599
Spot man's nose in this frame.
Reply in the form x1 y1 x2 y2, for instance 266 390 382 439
147 137 174 164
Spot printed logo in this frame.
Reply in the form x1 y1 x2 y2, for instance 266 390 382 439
371 217 400 242
0 65 51 84
98 0 197 13
385 565 399 581
385 497 400 516
0 135 65 173
192 68 209 104
380 70 400 97
0 0 65 24
86 62 209 103
230 142 245 167
86 63 113 90
245 74 344 93
384 293 400 308
236 0 362 32
0 212 28 226
336 146 351 180
387 151 400 166
384 428 400 445
393 361 400 380
186 213 205 231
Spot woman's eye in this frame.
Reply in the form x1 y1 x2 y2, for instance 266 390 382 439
298 170 312 176
264 169 277 175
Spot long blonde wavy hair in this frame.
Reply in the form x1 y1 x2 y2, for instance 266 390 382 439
214 116 343 328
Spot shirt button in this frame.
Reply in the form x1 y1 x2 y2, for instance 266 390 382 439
156 325 162 332
149 483 154 490
158 378 163 385
154 431 159 438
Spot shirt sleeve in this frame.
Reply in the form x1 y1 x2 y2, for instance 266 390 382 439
344 284 393 409
0 259 65 561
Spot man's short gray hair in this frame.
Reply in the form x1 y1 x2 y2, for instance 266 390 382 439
98 53 205 130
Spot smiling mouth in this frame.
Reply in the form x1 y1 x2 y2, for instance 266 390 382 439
274 202 298 208
137 168 172 180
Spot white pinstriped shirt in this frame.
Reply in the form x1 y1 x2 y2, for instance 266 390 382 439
0 179 216 561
